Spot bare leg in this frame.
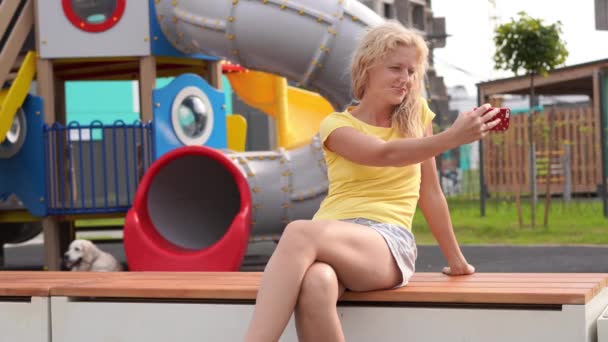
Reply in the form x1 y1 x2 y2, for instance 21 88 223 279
244 220 401 342
244 221 317 342
295 262 346 342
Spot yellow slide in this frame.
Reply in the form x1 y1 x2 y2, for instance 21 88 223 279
226 71 334 150
0 51 37 143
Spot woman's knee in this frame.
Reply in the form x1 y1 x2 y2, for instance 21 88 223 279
280 220 323 250
298 263 340 308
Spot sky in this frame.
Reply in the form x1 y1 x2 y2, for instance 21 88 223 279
431 0 608 95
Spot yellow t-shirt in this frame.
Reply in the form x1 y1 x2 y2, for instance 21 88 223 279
312 98 436 231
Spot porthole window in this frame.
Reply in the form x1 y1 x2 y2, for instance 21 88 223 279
62 0 126 33
171 87 214 146
0 108 27 159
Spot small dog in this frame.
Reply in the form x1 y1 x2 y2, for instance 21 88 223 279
63 239 123 272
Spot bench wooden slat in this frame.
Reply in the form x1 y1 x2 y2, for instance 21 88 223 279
41 276 605 290
4 271 602 282
407 282 600 289
411 276 608 286
0 272 118 297
5 271 602 283
413 273 608 282
0 271 118 279
0 285 51 297
3 271 607 305
47 278 602 305
414 273 608 277
46 279 600 290
341 287 593 305
37 275 602 288
48 282 593 305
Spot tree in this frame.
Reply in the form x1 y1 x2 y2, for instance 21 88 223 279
493 12 568 228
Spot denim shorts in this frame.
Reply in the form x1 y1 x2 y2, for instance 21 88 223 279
340 218 417 288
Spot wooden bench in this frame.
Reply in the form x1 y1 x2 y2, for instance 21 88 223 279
2 271 608 341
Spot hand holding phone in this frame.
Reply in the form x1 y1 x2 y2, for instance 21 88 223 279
449 105 510 146
474 107 510 132
483 107 510 132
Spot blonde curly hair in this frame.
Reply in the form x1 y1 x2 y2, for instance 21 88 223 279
351 21 429 137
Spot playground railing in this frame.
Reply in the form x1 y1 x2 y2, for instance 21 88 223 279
43 120 154 215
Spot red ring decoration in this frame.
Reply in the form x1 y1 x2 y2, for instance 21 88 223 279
62 0 126 33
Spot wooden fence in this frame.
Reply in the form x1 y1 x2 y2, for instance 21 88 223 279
483 104 602 195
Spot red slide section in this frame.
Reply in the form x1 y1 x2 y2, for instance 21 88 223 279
124 146 251 271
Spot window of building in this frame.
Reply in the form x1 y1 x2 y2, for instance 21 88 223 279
412 4 425 30
384 3 395 18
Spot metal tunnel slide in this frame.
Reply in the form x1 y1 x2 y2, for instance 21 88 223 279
155 0 382 108
124 0 384 271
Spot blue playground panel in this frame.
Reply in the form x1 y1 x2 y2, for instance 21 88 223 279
0 95 47 216
152 73 227 159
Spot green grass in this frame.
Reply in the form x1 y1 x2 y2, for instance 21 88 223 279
73 199 608 245
412 198 608 245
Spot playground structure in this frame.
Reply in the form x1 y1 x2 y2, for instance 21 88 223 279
3 2 608 341
0 0 383 270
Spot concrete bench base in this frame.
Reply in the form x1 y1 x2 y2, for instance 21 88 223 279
597 304 608 341
0 297 49 342
51 289 608 342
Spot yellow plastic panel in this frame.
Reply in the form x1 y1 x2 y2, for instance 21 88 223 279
226 114 247 152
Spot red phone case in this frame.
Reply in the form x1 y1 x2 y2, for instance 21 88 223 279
475 107 510 132
487 108 510 132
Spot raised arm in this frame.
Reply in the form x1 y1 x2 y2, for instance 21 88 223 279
325 125 455 167
325 104 500 167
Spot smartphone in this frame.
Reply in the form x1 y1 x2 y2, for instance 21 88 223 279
475 107 510 132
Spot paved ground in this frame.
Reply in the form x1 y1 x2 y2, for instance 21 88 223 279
2 233 608 272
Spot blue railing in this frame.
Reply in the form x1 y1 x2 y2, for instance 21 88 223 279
43 120 154 215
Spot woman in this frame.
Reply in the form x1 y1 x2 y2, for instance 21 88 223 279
244 21 501 342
